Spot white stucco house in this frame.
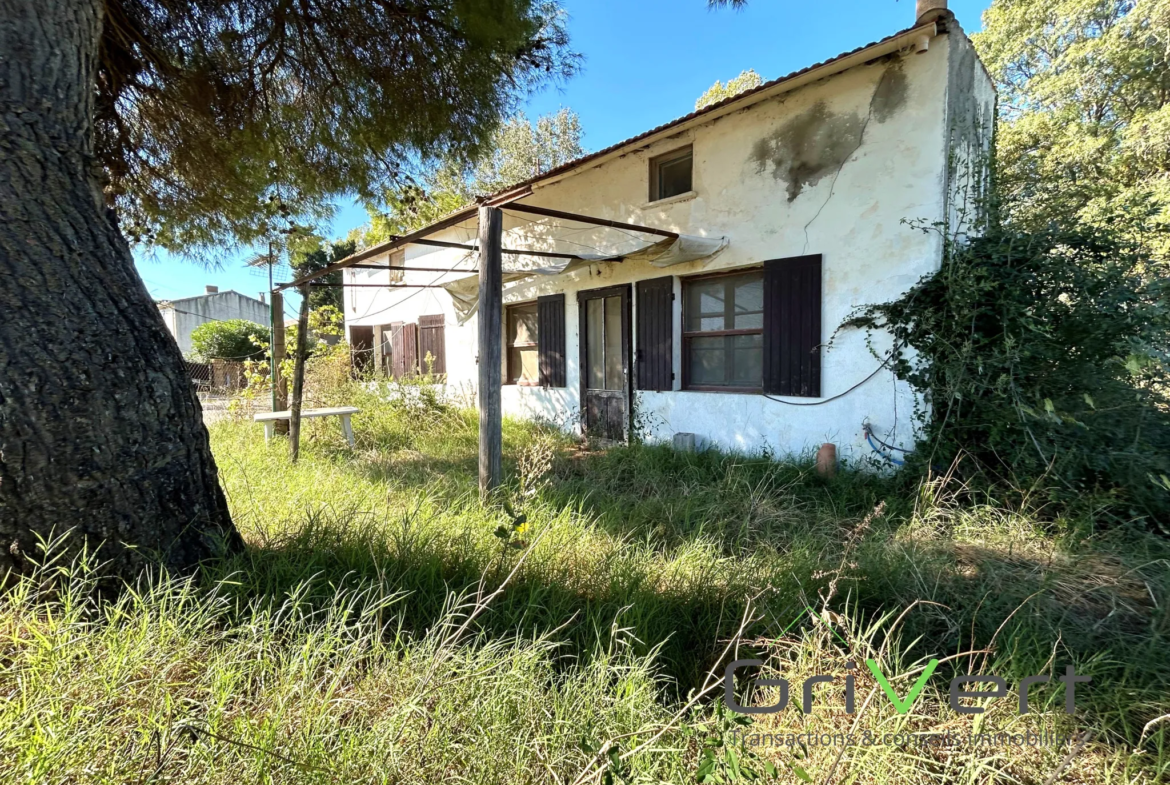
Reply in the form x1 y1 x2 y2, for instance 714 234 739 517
157 286 270 357
339 2 995 463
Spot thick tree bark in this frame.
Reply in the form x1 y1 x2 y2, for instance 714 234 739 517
0 0 241 579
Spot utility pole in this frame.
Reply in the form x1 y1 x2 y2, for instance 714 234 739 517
270 289 288 434
477 204 503 497
264 239 290 434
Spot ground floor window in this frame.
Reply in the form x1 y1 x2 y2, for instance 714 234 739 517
682 270 764 390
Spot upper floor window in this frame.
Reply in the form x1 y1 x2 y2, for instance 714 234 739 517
649 146 693 202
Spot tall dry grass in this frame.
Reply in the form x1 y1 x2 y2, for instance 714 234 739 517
2 382 1167 783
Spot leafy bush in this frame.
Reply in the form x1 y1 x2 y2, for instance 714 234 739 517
847 225 1170 526
189 318 270 362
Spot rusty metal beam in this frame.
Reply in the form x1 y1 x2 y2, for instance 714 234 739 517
277 194 662 292
504 203 679 239
411 237 609 261
275 205 480 291
278 282 453 289
347 263 479 273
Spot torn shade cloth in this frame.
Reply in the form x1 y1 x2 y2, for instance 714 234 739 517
444 234 727 323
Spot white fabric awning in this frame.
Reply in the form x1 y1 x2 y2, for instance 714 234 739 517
444 234 728 323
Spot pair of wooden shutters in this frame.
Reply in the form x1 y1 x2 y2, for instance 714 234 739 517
537 294 566 387
633 255 822 397
385 317 445 378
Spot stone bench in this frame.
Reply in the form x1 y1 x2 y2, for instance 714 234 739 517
254 406 360 447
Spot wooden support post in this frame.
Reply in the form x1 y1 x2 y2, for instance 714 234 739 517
288 285 311 463
477 204 503 498
270 289 289 435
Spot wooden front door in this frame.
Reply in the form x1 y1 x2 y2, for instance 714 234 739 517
578 285 631 442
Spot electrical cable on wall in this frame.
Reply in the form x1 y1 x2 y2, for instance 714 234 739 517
762 343 901 407
348 249 476 321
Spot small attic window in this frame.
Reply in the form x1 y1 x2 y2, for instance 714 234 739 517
649 146 693 202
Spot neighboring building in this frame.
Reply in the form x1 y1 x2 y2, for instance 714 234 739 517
157 286 270 357
342 3 995 462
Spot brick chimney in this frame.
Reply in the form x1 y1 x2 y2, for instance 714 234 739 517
916 0 948 24
205 285 219 294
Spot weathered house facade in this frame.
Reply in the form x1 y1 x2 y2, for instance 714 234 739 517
342 4 994 462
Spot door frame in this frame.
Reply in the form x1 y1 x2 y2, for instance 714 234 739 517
577 284 632 442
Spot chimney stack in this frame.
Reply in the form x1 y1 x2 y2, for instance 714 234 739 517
260 292 266 304
205 285 219 294
916 0 947 25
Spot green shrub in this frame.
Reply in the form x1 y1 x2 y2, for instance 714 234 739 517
189 318 270 362
847 225 1170 527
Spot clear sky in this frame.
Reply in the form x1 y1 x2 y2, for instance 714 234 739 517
133 0 993 318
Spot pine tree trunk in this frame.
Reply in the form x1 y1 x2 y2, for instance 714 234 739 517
0 0 241 580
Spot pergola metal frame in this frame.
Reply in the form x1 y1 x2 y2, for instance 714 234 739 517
273 195 682 495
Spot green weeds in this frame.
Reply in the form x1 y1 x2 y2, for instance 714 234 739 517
2 389 1167 783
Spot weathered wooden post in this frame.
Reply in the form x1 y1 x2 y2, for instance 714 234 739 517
270 288 289 435
478 203 503 497
288 284 311 463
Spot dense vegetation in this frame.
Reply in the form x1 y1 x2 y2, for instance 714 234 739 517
2 384 1167 783
288 238 357 312
974 0 1170 262
695 69 764 110
189 318 270 362
846 225 1170 527
360 108 585 242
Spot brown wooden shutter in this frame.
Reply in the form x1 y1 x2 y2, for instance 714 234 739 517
401 322 419 377
390 322 405 378
349 325 374 375
418 314 446 375
537 294 566 387
636 276 673 391
763 255 822 397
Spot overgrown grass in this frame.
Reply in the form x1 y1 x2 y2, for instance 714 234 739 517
2 382 1169 783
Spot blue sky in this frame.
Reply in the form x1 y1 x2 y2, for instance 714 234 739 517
133 0 992 316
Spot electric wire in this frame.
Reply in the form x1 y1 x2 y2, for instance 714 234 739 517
761 346 898 407
346 249 476 322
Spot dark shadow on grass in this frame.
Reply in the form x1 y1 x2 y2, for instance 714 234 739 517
214 492 1169 738
240 430 1170 737
216 508 781 695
